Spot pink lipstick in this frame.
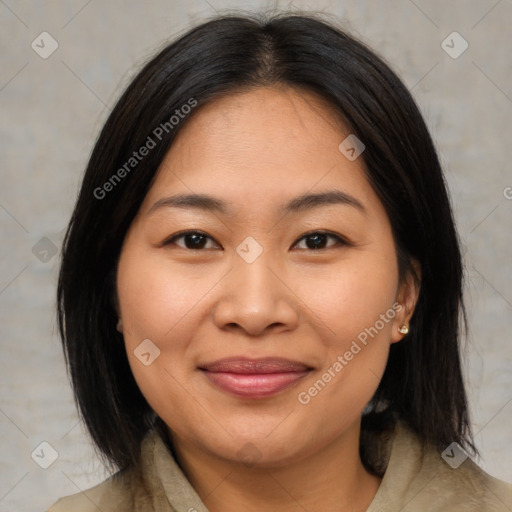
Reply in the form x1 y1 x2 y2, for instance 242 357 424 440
199 357 312 398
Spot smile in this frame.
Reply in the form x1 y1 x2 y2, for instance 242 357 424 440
198 357 313 398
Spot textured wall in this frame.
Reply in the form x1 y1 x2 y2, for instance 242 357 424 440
0 1 511 511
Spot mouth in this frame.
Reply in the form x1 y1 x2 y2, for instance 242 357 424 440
198 357 313 399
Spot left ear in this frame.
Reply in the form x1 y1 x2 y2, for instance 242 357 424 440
390 258 421 344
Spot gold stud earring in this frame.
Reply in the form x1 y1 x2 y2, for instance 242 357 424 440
398 325 409 335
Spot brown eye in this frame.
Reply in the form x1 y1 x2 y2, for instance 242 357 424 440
292 231 347 250
164 231 220 250
163 230 348 251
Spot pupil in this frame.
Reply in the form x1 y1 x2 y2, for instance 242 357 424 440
187 234 206 249
307 234 326 249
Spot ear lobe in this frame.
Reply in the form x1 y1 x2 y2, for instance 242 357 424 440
391 259 421 343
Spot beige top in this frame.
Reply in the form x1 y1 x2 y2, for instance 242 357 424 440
47 422 512 511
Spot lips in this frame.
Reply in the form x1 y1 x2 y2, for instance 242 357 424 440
199 357 313 398
200 357 311 374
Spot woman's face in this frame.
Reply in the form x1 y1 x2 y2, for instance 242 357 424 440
116 85 417 467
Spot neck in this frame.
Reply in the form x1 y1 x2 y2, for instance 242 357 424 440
168 421 382 512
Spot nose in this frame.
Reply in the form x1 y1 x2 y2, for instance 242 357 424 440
211 250 300 337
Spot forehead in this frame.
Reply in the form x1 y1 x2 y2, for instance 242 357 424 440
139 85 383 220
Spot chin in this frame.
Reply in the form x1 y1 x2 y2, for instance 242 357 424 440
209 428 319 469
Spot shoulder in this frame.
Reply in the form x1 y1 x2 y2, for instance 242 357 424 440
389 423 512 510
45 429 173 512
422 448 512 510
46 470 134 512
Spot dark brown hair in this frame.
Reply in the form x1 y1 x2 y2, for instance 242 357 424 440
57 11 475 471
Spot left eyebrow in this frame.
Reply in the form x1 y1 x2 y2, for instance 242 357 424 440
283 190 367 216
146 190 367 217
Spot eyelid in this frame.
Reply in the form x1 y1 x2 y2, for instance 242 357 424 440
162 230 221 249
290 230 350 250
163 229 351 251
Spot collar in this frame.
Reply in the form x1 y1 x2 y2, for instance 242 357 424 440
134 421 511 511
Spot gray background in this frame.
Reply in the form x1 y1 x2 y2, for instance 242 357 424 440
1 1 511 511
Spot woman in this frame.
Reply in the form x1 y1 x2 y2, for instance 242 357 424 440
50 11 512 511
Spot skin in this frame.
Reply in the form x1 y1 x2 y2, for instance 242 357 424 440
115 84 420 512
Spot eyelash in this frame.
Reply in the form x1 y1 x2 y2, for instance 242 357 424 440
162 230 350 251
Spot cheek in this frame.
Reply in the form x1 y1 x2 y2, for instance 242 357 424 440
116 255 205 427
116 250 216 344
115 249 197 390
294 249 399 409
299 253 399 346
